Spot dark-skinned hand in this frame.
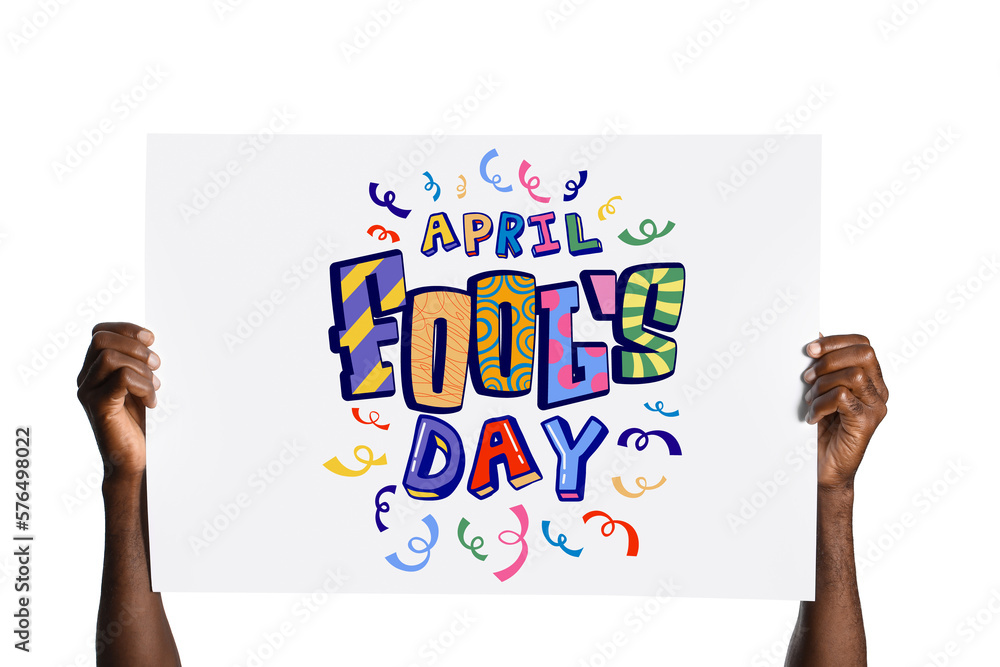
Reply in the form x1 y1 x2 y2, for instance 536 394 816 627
803 333 888 491
77 322 160 480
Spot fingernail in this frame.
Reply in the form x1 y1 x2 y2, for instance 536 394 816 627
152 374 161 390
139 329 154 345
148 352 161 369
807 341 821 356
803 367 816 383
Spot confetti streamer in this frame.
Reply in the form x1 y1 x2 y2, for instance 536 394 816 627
366 224 400 243
582 510 639 557
598 196 622 221
493 505 529 582
618 219 675 246
563 170 588 201
385 515 439 572
643 401 680 417
374 485 396 532
352 407 390 430
479 148 513 192
368 182 411 219
616 428 682 455
541 520 583 557
612 475 667 499
457 174 467 199
323 445 387 477
423 171 441 201
518 160 551 203
457 518 488 561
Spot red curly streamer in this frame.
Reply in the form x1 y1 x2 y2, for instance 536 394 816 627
352 407 390 430
366 224 400 243
582 510 639 557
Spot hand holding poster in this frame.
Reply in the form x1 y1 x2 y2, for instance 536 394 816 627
146 135 819 598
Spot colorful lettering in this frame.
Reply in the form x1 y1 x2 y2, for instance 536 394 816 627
541 415 608 501
464 212 493 257
536 282 609 409
526 212 561 257
613 264 686 383
564 212 602 256
469 272 536 397
329 250 407 399
421 213 460 257
403 288 471 413
468 417 542 498
495 211 526 259
403 416 466 500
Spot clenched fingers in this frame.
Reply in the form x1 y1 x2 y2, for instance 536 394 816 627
78 348 160 392
78 328 160 387
804 366 881 407
804 335 887 403
80 366 157 409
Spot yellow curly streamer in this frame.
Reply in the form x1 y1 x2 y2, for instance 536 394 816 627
612 475 667 498
323 445 387 477
598 195 622 221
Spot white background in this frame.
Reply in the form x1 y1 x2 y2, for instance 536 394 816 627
144 134 818 599
1 1 997 666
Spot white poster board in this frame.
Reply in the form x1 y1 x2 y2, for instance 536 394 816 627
145 134 819 599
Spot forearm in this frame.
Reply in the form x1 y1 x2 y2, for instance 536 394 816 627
98 472 181 666
785 487 866 666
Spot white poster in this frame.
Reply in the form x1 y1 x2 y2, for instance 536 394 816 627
145 134 819 599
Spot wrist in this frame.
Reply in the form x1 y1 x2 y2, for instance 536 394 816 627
102 469 144 498
817 484 855 523
818 481 855 500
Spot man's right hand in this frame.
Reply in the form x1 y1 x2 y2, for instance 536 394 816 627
77 322 161 481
